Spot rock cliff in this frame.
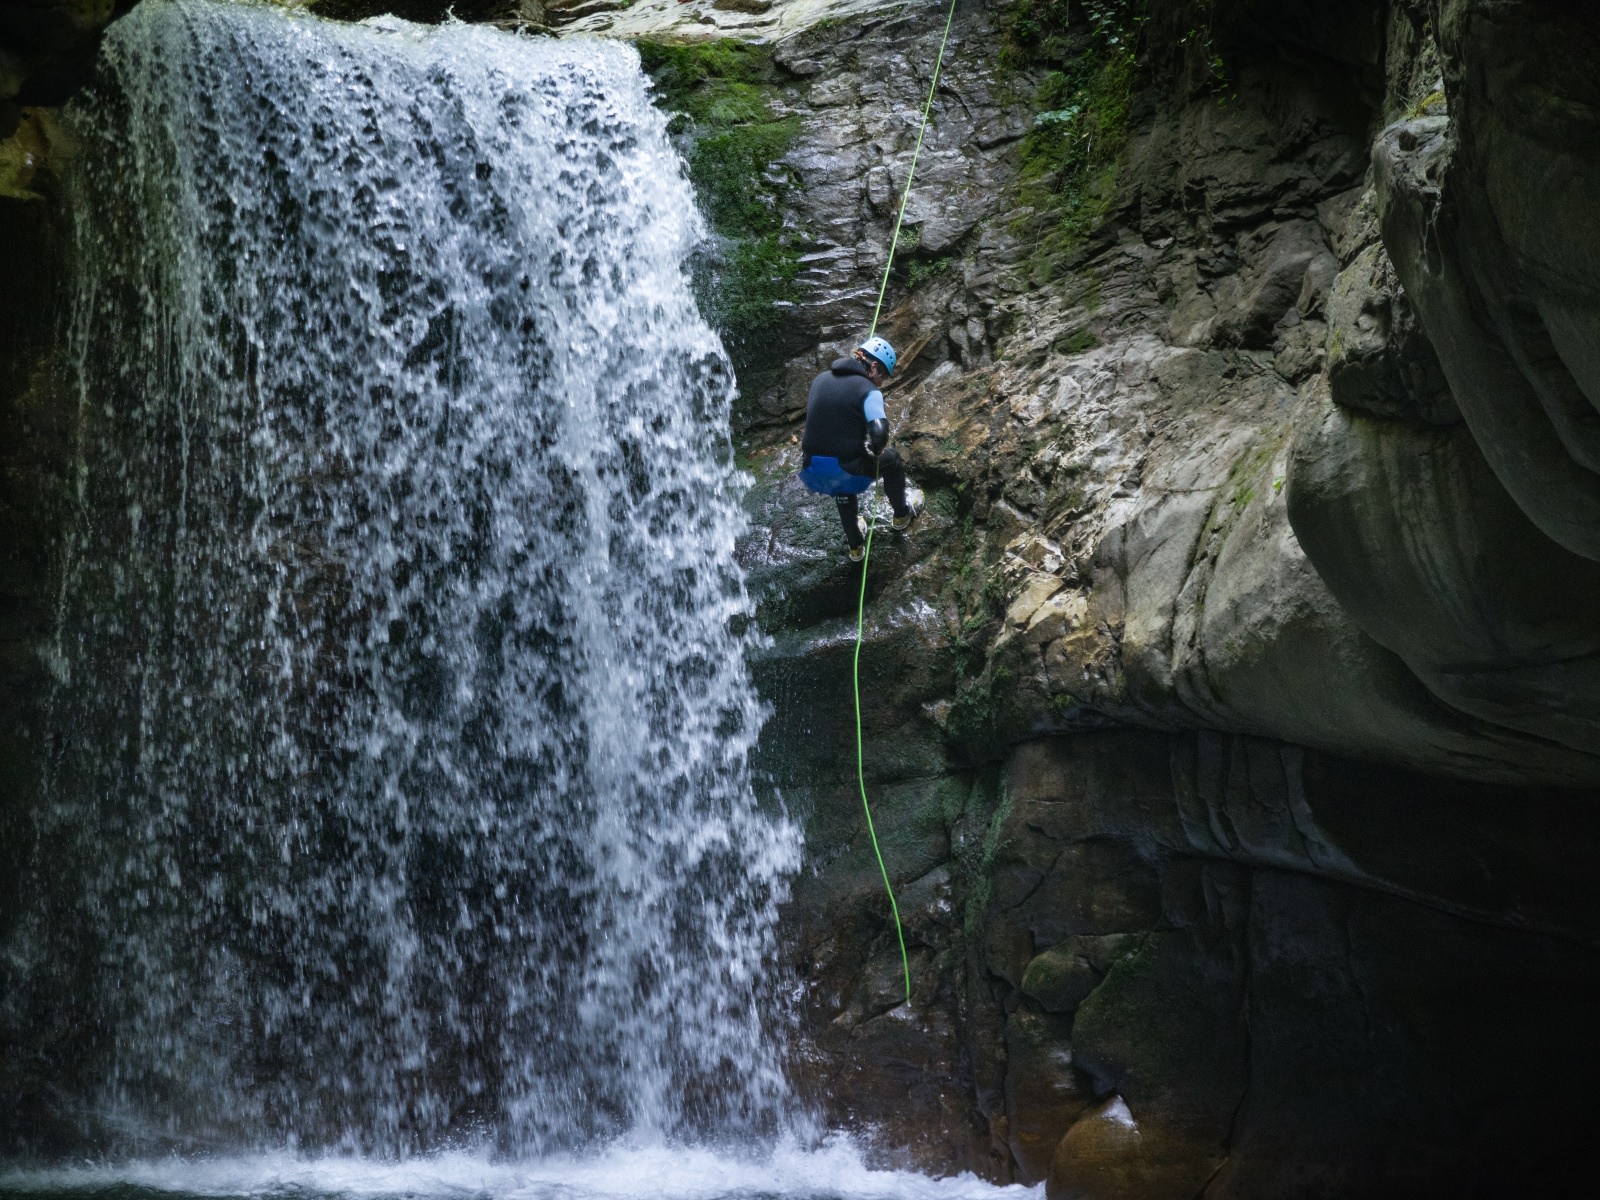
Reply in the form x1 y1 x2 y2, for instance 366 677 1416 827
615 0 1600 1193
4 0 1600 1193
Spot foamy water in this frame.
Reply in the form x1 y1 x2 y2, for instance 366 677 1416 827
6 0 793 1157
0 1142 1041 1200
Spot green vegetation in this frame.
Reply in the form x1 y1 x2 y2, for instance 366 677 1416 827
1052 326 1100 356
1004 0 1141 278
930 479 967 517
637 37 779 123
948 665 1030 753
981 566 1009 616
1224 437 1278 513
637 39 802 395
1406 87 1447 119
1174 0 1235 103
907 257 952 288
1106 931 1155 978
957 774 1013 945
1046 690 1080 716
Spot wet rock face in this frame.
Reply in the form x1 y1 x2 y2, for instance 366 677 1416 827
724 0 1600 1192
1284 0 1600 767
779 725 1600 1192
4 0 1600 1187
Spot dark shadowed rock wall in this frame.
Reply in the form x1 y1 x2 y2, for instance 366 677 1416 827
710 0 1600 1194
5 0 1600 1192
773 728 1600 1196
0 12 85 1121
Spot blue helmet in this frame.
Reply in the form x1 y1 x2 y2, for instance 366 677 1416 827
858 335 897 377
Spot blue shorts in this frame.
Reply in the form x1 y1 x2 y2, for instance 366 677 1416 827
797 455 874 496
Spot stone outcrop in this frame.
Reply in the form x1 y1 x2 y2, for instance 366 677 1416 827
696 0 1600 794
0 5 90 1040
700 0 1600 1193
1286 0 1600 767
4 0 1600 1192
0 0 116 107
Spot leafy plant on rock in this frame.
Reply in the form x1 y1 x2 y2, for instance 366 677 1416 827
637 39 803 398
1004 0 1142 279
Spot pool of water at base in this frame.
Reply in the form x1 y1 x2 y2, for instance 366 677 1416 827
0 1140 1043 1200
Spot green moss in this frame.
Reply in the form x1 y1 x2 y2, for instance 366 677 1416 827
1014 50 1135 272
686 118 800 238
1224 437 1278 512
1406 88 1447 119
958 774 1013 944
637 39 802 392
1075 932 1158 1026
1328 326 1346 363
947 666 1029 755
930 483 964 518
637 38 779 112
1052 326 1100 355
1047 691 1080 716
1003 1 1140 279
1107 930 1155 976
981 567 1009 616
907 256 951 288
1002 0 1073 65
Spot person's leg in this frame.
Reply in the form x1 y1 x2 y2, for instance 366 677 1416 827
876 448 910 516
841 452 911 517
835 493 864 547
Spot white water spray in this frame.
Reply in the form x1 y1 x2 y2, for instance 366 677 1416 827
5 0 800 1157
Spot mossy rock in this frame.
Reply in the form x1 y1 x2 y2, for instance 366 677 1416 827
1020 937 1127 1014
1070 927 1249 1136
637 38 805 402
1003 1 1139 280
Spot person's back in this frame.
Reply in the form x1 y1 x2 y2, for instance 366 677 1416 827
795 337 923 561
802 357 878 462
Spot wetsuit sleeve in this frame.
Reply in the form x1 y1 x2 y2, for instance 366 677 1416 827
863 389 885 423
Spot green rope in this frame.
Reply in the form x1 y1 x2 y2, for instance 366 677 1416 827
868 0 961 339
853 457 912 1002
853 0 960 1007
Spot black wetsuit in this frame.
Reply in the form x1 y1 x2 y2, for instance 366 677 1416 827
800 357 910 549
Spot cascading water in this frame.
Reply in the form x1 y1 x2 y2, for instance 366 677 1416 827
5 0 801 1158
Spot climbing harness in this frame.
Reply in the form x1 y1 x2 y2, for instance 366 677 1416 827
853 0 961 1006
797 455 877 496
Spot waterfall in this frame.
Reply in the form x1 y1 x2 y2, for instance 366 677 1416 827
7 0 798 1157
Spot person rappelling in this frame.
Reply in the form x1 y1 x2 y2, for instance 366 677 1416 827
797 335 925 562
802 0 955 1008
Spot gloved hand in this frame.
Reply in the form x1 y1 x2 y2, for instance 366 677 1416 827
867 417 889 456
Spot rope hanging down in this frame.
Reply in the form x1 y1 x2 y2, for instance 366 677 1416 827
853 0 961 1007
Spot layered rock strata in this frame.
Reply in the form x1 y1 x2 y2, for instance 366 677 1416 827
715 0 1600 1193
4 0 1600 1193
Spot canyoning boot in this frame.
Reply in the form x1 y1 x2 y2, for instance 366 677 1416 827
892 485 925 533
848 517 868 563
